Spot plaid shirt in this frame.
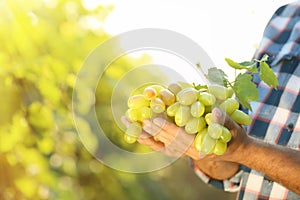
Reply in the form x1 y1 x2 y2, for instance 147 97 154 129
193 2 300 199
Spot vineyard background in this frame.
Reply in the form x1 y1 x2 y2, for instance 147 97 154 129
0 0 242 199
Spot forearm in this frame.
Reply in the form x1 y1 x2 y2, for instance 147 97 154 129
193 135 300 194
234 136 300 194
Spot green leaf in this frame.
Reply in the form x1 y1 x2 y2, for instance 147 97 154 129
207 67 228 85
259 61 278 89
239 61 258 73
225 58 246 70
233 73 258 111
225 58 258 73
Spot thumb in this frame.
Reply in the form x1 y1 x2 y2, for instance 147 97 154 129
212 107 239 131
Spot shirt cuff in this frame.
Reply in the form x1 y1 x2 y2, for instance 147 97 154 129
190 159 243 193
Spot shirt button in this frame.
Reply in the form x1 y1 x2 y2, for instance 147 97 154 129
287 123 294 131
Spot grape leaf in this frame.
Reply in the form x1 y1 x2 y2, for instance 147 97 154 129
207 67 228 85
225 58 257 73
239 61 258 73
259 61 278 89
233 73 258 111
225 58 246 70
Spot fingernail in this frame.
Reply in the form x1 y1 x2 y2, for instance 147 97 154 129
143 124 152 134
153 118 165 127
143 123 158 136
143 119 151 125
139 132 152 139
214 107 222 118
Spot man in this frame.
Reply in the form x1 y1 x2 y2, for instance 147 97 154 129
136 1 300 199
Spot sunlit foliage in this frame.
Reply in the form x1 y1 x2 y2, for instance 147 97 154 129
0 1 236 200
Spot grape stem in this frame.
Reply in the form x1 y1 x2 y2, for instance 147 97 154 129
196 63 208 80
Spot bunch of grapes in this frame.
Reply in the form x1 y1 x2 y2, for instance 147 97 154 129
123 82 252 155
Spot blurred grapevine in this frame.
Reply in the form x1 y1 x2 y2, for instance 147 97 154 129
0 0 236 200
0 0 150 199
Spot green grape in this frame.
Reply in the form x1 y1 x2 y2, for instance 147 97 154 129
194 128 207 151
130 83 156 96
137 106 153 121
167 82 182 95
219 98 239 115
208 84 229 100
184 117 199 134
166 102 180 117
159 88 176 106
185 117 206 134
123 134 138 144
151 84 165 93
220 126 232 142
204 113 212 125
200 133 217 154
179 82 195 89
190 101 205 118
125 122 142 138
227 87 234 98
176 87 199 106
208 122 223 139
150 97 166 113
128 94 150 109
198 92 216 106
230 110 252 126
143 86 157 100
175 105 190 127
125 108 138 122
198 117 207 131
213 140 227 155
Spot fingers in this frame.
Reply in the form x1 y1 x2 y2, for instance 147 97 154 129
123 116 183 144
153 118 179 134
138 131 186 158
148 118 180 137
121 116 166 151
122 116 203 159
143 118 197 158
143 118 181 144
138 132 165 151
121 116 131 128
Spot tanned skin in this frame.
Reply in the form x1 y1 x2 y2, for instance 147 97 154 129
122 108 300 194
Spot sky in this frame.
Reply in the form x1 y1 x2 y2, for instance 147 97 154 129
84 0 295 82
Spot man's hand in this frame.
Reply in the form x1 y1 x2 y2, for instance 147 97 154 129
128 107 249 162
122 108 300 194
121 116 199 159
122 107 244 179
141 117 200 160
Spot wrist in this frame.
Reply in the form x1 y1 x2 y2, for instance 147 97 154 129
229 133 253 163
194 159 240 180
